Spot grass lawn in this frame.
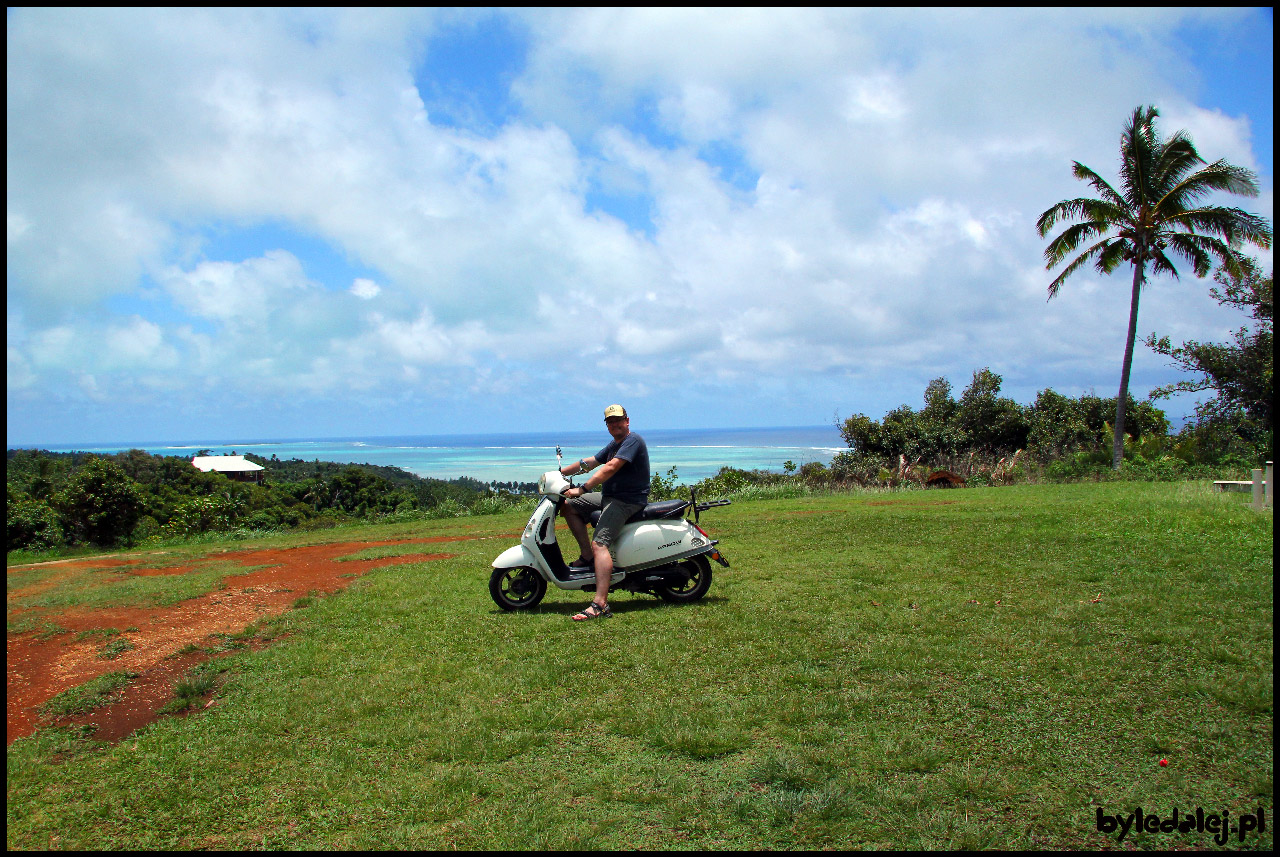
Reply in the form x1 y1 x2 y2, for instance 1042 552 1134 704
6 481 1273 849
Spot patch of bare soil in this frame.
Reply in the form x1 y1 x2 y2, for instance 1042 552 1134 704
6 536 472 746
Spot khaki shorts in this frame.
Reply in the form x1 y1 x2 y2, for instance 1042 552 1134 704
565 492 645 549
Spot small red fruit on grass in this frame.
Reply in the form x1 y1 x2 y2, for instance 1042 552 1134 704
1159 758 1168 767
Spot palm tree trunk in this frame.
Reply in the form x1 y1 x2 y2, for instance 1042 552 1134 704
1112 262 1146 469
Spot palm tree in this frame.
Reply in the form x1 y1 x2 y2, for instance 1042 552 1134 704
1037 105 1272 469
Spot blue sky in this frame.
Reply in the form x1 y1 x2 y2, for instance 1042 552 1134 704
7 7 1273 445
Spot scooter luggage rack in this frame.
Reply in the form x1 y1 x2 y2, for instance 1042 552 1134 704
688 487 731 525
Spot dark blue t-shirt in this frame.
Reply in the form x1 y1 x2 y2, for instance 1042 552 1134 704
595 433 650 505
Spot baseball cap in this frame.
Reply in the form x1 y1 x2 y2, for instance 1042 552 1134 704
603 404 627 419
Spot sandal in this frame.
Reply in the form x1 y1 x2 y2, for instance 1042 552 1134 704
572 602 612 621
568 556 594 571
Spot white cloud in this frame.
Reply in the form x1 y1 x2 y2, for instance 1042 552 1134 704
102 317 177 372
7 212 31 242
28 326 84 372
843 73 908 125
5 7 1272 442
162 250 314 328
365 308 484 366
1162 104 1263 175
351 278 382 300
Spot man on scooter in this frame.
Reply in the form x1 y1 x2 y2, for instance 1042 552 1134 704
558 404 651 621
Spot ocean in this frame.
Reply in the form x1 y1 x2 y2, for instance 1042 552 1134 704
35 426 846 485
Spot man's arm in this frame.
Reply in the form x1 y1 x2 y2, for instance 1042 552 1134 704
579 457 625 492
561 456 598 477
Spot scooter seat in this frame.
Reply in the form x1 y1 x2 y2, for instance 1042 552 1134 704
587 499 690 527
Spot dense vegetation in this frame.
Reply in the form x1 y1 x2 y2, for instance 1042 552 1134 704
642 371 1266 506
1147 260 1272 447
6 449 536 553
829 369 1267 487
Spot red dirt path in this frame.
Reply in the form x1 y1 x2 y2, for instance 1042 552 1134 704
6 536 474 746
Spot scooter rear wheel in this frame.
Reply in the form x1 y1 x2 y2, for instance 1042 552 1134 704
656 555 713 602
490 566 548 611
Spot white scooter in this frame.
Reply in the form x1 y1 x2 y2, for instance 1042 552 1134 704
489 448 731 611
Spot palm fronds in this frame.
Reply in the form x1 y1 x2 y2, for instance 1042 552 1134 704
1036 104 1272 470
1039 105 1271 291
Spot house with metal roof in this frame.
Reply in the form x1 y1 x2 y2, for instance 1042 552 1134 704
191 454 265 483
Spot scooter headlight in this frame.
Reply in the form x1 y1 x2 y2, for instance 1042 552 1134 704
538 470 570 496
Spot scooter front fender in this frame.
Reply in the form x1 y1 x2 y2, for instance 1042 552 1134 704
493 543 537 571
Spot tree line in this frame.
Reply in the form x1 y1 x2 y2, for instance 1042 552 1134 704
6 450 532 553
826 368 1267 487
663 361 1268 501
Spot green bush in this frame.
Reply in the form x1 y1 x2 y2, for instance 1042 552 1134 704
241 511 282 532
649 466 685 501
423 498 468 519
161 495 242 537
295 510 351 531
833 369 1232 480
7 496 64 551
131 515 161 543
1042 451 1111 481
468 495 510 516
51 458 146 547
695 467 757 496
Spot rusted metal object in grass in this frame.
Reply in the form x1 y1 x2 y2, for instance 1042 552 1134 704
925 470 966 489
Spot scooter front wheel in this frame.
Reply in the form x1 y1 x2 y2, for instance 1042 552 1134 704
490 566 548 611
656 555 713 603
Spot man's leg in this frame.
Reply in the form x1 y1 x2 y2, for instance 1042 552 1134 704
561 504 593 562
590 539 613 607
579 498 640 613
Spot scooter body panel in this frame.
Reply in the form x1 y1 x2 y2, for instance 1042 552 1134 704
611 519 712 571
492 543 536 571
